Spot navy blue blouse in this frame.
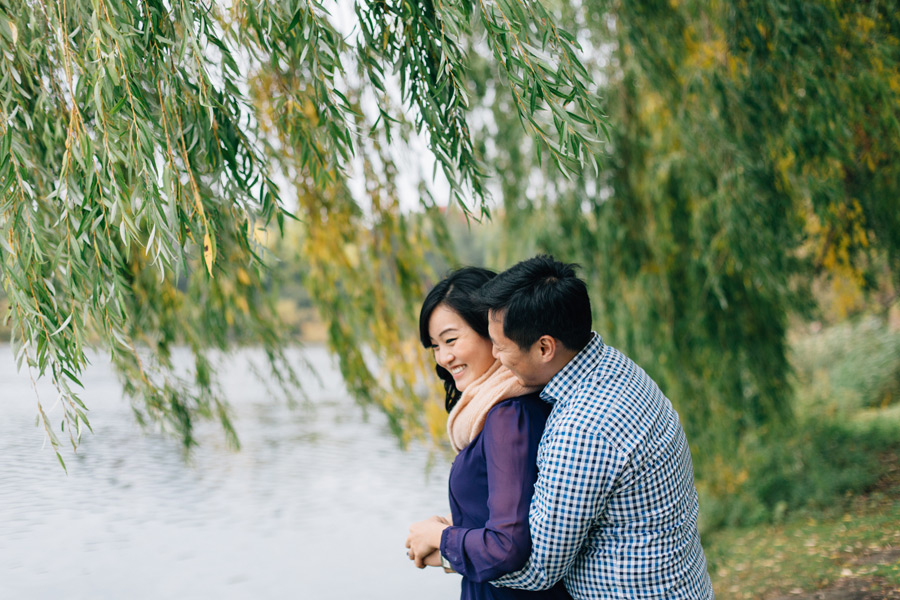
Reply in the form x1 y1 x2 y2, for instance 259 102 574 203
439 394 572 600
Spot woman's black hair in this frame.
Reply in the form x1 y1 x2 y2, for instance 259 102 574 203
419 266 497 413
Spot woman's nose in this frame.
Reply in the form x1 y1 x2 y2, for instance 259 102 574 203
436 347 453 367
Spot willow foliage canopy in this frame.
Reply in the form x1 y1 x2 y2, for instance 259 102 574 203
0 0 605 464
2 0 898 476
478 0 900 468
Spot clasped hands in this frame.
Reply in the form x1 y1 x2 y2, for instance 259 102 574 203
405 514 450 569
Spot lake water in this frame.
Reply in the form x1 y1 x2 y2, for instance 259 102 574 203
0 345 460 599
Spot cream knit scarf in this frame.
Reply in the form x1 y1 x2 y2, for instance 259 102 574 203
446 359 540 453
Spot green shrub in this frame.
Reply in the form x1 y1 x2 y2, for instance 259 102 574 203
699 418 900 532
699 315 900 532
791 316 900 415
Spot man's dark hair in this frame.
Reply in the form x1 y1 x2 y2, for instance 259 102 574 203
477 255 592 352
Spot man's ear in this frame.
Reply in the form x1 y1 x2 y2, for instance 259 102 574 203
537 335 557 362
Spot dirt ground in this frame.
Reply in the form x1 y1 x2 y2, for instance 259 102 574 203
771 548 900 600
771 578 900 600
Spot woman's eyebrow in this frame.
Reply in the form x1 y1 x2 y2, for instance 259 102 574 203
433 326 459 340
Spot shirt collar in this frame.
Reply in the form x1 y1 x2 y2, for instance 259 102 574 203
540 332 604 404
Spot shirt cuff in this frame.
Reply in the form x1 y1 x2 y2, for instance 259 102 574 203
492 568 525 586
439 525 466 574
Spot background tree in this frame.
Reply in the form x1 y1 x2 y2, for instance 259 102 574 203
0 0 604 463
2 0 898 524
465 0 900 508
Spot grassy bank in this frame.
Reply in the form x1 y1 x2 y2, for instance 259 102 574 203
705 313 900 599
706 469 900 599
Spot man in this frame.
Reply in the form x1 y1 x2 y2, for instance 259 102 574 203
478 255 714 599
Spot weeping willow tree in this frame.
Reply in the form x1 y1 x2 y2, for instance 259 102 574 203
3 0 898 481
468 0 900 477
0 0 607 464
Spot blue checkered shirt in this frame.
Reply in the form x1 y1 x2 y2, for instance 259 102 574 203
492 334 714 599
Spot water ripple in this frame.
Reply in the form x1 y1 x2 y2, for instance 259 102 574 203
0 345 458 599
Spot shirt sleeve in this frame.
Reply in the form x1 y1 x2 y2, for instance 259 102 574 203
492 423 625 590
439 401 543 583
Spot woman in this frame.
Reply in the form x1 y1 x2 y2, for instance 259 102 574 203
405 267 571 600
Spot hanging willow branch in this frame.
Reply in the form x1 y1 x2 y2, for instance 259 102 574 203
0 0 606 461
0 0 286 464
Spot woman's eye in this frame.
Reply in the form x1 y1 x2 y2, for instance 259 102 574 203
445 338 457 344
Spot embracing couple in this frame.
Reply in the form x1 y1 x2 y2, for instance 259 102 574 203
405 256 714 599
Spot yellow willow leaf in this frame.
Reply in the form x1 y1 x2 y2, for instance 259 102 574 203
343 242 360 268
8 20 17 46
235 296 250 315
253 227 269 246
203 231 215 275
425 400 449 441
302 99 318 125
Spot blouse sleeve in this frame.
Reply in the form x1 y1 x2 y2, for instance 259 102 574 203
439 399 544 583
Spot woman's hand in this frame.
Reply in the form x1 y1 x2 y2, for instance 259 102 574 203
422 550 443 567
405 515 450 568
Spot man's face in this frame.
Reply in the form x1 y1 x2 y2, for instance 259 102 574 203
488 310 549 387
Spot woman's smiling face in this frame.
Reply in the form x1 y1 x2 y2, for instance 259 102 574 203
428 304 496 392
